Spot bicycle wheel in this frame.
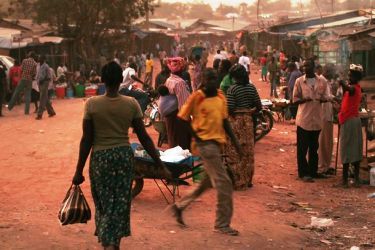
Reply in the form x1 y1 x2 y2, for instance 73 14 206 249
143 106 153 127
131 178 144 199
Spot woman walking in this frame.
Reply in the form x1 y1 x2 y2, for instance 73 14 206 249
225 65 262 189
164 57 192 149
218 59 232 92
72 62 170 250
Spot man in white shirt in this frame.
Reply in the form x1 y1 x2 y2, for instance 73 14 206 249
293 59 328 182
119 62 150 112
238 51 251 74
56 64 65 78
213 50 225 61
121 63 136 89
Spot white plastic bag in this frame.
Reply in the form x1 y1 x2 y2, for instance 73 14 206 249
310 216 334 228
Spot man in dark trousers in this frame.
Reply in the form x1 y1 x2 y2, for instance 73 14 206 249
36 55 55 120
0 61 7 117
170 68 242 236
293 58 328 182
8 51 37 115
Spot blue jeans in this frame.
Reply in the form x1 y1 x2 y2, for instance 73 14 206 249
8 79 32 114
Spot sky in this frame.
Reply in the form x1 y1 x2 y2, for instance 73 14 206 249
162 0 311 10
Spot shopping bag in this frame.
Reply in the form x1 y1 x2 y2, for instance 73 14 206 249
58 185 91 225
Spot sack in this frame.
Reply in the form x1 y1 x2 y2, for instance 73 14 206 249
367 118 375 141
58 185 91 225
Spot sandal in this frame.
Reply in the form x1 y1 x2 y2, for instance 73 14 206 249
213 227 239 236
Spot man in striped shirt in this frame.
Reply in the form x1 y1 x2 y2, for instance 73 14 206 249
8 51 37 115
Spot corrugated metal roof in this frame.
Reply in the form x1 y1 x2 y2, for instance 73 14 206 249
148 20 175 29
202 20 251 32
0 27 21 38
175 19 200 29
3 18 53 35
309 16 373 28
271 10 360 28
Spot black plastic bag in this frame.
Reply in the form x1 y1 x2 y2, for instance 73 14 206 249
284 107 292 121
58 185 91 225
367 118 375 141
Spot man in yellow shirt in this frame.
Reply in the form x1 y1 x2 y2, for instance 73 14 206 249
170 68 242 236
144 54 153 89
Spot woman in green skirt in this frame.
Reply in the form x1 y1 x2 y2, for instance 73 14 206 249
72 62 170 250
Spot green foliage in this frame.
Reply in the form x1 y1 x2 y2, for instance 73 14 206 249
7 0 157 61
152 2 214 19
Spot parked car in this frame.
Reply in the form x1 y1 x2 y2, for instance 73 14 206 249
0 55 15 89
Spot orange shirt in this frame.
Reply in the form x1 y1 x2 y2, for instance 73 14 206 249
178 90 228 144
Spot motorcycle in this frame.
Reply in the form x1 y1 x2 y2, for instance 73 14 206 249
255 99 274 142
143 94 161 127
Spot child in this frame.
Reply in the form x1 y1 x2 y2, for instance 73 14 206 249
157 85 177 118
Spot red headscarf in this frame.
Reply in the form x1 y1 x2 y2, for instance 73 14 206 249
167 57 185 73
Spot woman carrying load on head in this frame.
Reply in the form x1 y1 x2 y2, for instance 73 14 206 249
164 57 192 150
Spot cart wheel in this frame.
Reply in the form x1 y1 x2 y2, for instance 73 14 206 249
132 178 144 199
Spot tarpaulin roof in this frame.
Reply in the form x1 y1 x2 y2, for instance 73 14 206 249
0 28 26 48
37 36 64 44
0 27 64 49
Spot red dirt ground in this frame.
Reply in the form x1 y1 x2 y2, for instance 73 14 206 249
0 60 374 250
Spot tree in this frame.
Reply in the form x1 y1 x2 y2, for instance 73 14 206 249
239 3 249 18
9 0 156 64
152 2 189 19
215 4 238 17
187 3 214 19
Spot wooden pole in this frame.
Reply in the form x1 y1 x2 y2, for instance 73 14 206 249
335 125 341 175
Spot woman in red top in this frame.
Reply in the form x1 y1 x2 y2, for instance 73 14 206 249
338 64 363 188
9 60 21 91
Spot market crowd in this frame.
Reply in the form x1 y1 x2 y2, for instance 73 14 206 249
0 41 365 250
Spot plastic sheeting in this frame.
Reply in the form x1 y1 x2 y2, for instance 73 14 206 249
0 37 28 49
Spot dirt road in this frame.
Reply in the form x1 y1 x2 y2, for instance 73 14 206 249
0 63 374 250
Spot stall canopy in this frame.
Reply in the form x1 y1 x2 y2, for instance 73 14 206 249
0 27 64 49
0 28 27 49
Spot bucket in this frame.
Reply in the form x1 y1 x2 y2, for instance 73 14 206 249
370 167 375 187
75 84 85 97
55 86 66 99
192 166 204 183
85 88 97 97
66 88 74 98
98 83 106 95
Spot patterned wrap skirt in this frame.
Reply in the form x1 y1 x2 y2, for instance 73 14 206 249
89 146 134 246
224 109 255 190
261 66 267 76
340 117 363 164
